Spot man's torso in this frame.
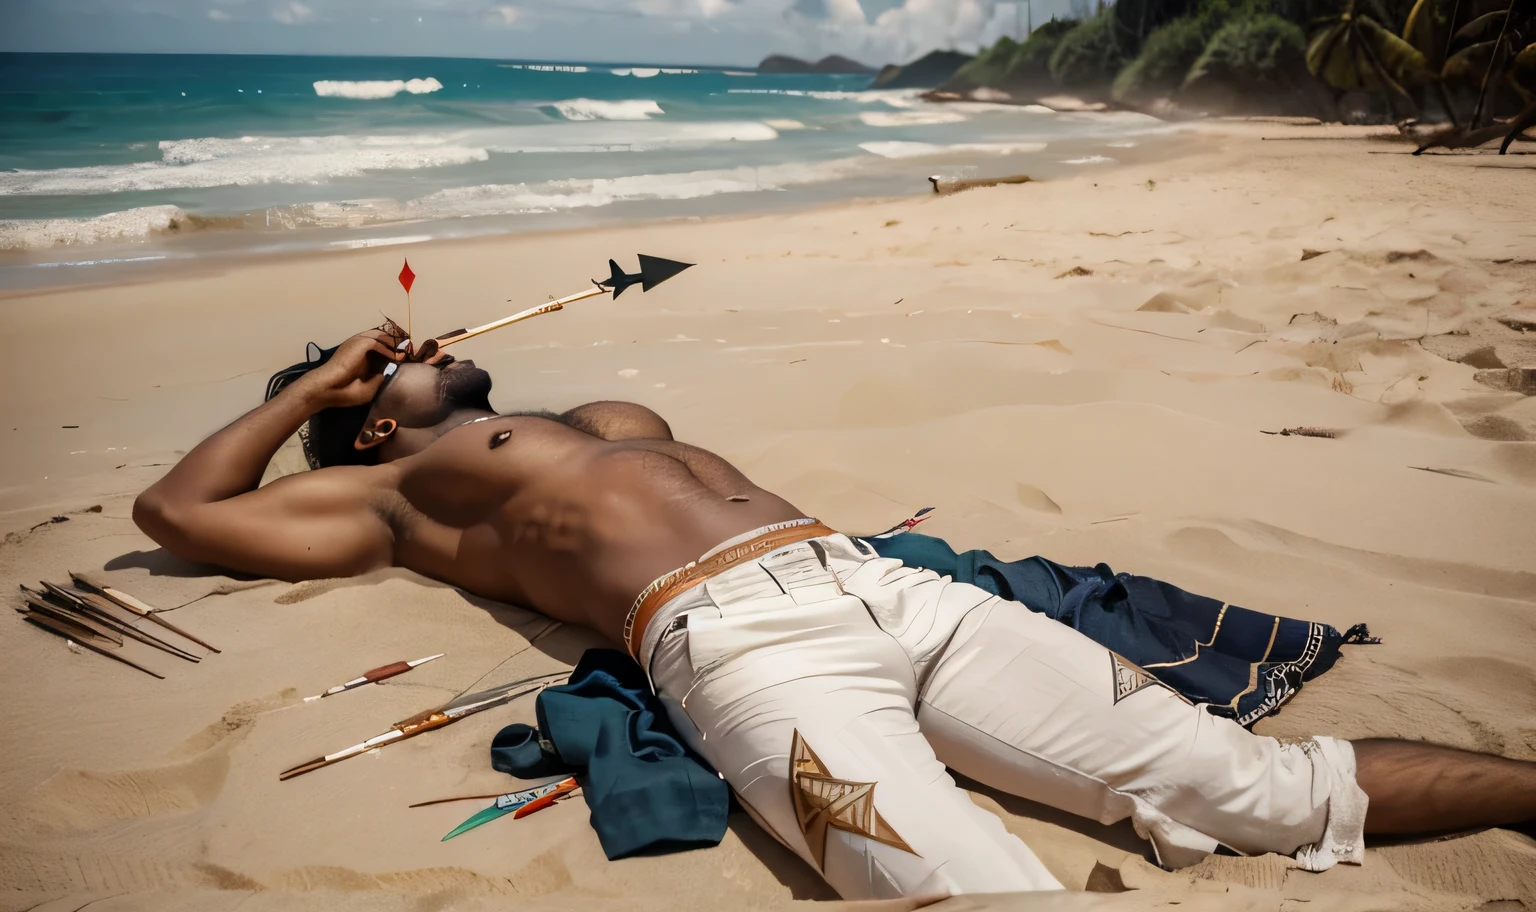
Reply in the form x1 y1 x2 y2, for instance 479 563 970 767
380 414 803 642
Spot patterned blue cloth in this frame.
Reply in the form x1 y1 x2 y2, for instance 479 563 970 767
862 525 1376 727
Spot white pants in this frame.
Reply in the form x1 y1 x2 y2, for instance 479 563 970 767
642 532 1368 900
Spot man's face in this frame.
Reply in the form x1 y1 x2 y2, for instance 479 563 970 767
371 357 493 429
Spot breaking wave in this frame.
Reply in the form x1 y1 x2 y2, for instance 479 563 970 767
343 158 870 221
0 205 189 250
501 64 589 73
0 157 864 249
0 134 489 196
859 141 1048 159
312 77 444 99
858 110 969 127
549 98 664 121
0 121 786 197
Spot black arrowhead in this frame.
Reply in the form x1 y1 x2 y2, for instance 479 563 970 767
598 255 693 298
637 254 693 291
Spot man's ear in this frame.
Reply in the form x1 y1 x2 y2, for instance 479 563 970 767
355 417 398 451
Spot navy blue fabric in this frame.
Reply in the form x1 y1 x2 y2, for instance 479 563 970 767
864 532 1366 727
490 649 730 860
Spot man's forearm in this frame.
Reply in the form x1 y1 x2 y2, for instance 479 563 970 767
137 382 328 516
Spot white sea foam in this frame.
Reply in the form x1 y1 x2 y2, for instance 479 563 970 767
723 70 756 76
329 234 434 249
313 77 444 99
0 134 489 196
478 121 779 153
501 64 589 73
727 88 925 108
273 157 868 227
550 98 664 121
630 68 660 78
859 141 1047 159
408 158 861 215
763 119 808 130
1062 155 1114 164
858 110 968 127
0 205 188 250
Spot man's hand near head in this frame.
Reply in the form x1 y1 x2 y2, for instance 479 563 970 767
132 328 408 581
289 329 404 410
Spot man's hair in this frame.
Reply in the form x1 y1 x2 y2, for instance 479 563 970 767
267 321 413 470
305 405 379 469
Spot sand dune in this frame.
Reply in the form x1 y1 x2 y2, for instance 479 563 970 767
2 122 1533 911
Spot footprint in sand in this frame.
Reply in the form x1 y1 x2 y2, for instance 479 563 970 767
12 690 295 834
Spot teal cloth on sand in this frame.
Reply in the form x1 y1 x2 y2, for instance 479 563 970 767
490 649 729 860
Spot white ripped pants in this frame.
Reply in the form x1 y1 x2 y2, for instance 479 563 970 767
639 530 1368 900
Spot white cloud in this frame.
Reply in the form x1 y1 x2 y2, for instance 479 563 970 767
786 0 1019 63
206 8 233 19
271 0 315 24
633 0 739 19
486 4 519 25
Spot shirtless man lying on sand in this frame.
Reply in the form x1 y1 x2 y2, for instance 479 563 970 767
135 328 1536 899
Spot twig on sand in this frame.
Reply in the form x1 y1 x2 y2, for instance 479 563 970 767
1409 466 1495 483
1260 427 1340 438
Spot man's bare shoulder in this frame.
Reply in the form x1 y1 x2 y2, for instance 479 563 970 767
560 400 673 441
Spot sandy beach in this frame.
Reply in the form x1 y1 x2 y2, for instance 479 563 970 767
2 121 1534 911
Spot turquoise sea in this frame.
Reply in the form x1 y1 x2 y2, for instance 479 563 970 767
0 52 1172 285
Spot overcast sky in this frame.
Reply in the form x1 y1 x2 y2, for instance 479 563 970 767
5 0 1080 67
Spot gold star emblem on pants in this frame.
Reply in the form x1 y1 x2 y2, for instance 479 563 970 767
789 730 916 869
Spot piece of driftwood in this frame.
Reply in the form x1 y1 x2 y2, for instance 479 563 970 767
1260 427 1339 438
928 174 1033 195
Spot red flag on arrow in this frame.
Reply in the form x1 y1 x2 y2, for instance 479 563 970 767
398 259 416 294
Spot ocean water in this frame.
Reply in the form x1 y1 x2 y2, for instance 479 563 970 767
0 53 1173 285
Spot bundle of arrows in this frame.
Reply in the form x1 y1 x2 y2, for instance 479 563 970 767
14 572 219 679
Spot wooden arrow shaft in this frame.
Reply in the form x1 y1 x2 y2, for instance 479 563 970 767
434 286 607 350
22 613 165 679
70 572 220 653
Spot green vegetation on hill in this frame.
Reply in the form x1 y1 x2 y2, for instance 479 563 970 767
1048 9 1129 88
943 18 1081 91
1112 14 1211 101
950 0 1535 142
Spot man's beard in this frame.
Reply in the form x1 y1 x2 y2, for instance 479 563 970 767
438 360 494 412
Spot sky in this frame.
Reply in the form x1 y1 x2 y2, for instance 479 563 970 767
4 0 1081 67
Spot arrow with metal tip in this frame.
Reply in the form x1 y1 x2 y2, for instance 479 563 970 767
427 254 694 353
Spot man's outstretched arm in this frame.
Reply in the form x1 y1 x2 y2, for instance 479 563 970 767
134 330 402 581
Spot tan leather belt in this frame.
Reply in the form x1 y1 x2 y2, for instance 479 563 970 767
624 519 836 659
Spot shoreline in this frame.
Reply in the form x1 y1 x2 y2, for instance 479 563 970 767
1 123 1194 298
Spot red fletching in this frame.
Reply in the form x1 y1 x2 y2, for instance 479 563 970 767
398 260 416 294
